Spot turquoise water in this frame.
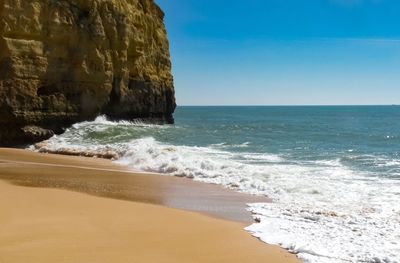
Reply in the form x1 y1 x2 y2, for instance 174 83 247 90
176 106 400 178
34 106 400 263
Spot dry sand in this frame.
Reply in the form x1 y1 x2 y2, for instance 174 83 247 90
0 148 300 263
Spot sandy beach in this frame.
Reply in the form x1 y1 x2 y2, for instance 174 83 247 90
0 148 299 263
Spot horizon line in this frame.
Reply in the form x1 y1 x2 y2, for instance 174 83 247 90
177 104 399 107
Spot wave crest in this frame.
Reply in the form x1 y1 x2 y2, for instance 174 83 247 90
30 117 400 263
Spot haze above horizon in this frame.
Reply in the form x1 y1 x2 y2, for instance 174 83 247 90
157 0 400 106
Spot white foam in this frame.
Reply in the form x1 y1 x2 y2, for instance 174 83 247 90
31 118 400 263
246 200 400 263
72 115 167 129
210 141 251 149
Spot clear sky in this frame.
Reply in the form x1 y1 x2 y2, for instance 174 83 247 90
156 0 400 106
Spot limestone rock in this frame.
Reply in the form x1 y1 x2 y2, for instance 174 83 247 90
21 125 54 143
0 0 176 146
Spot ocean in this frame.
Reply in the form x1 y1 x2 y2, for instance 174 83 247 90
33 106 400 263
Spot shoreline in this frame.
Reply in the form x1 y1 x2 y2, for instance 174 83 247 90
0 148 268 223
0 148 300 262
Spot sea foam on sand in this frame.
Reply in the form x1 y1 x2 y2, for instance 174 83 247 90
32 116 400 263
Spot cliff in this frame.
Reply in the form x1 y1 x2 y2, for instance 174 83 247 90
0 0 176 146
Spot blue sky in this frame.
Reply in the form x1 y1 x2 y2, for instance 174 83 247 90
156 0 400 105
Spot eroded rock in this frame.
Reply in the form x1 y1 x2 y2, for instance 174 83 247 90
0 0 176 146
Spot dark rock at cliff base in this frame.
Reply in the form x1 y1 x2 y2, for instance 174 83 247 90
0 0 176 146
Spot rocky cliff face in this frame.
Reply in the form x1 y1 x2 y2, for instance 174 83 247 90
0 0 176 146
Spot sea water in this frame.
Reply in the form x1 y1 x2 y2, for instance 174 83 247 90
33 106 400 263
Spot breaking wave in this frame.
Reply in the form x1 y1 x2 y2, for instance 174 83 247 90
31 115 400 263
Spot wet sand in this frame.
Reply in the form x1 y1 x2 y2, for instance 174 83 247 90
0 148 300 262
0 148 268 222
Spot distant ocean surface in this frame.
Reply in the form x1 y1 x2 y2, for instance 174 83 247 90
33 106 400 263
